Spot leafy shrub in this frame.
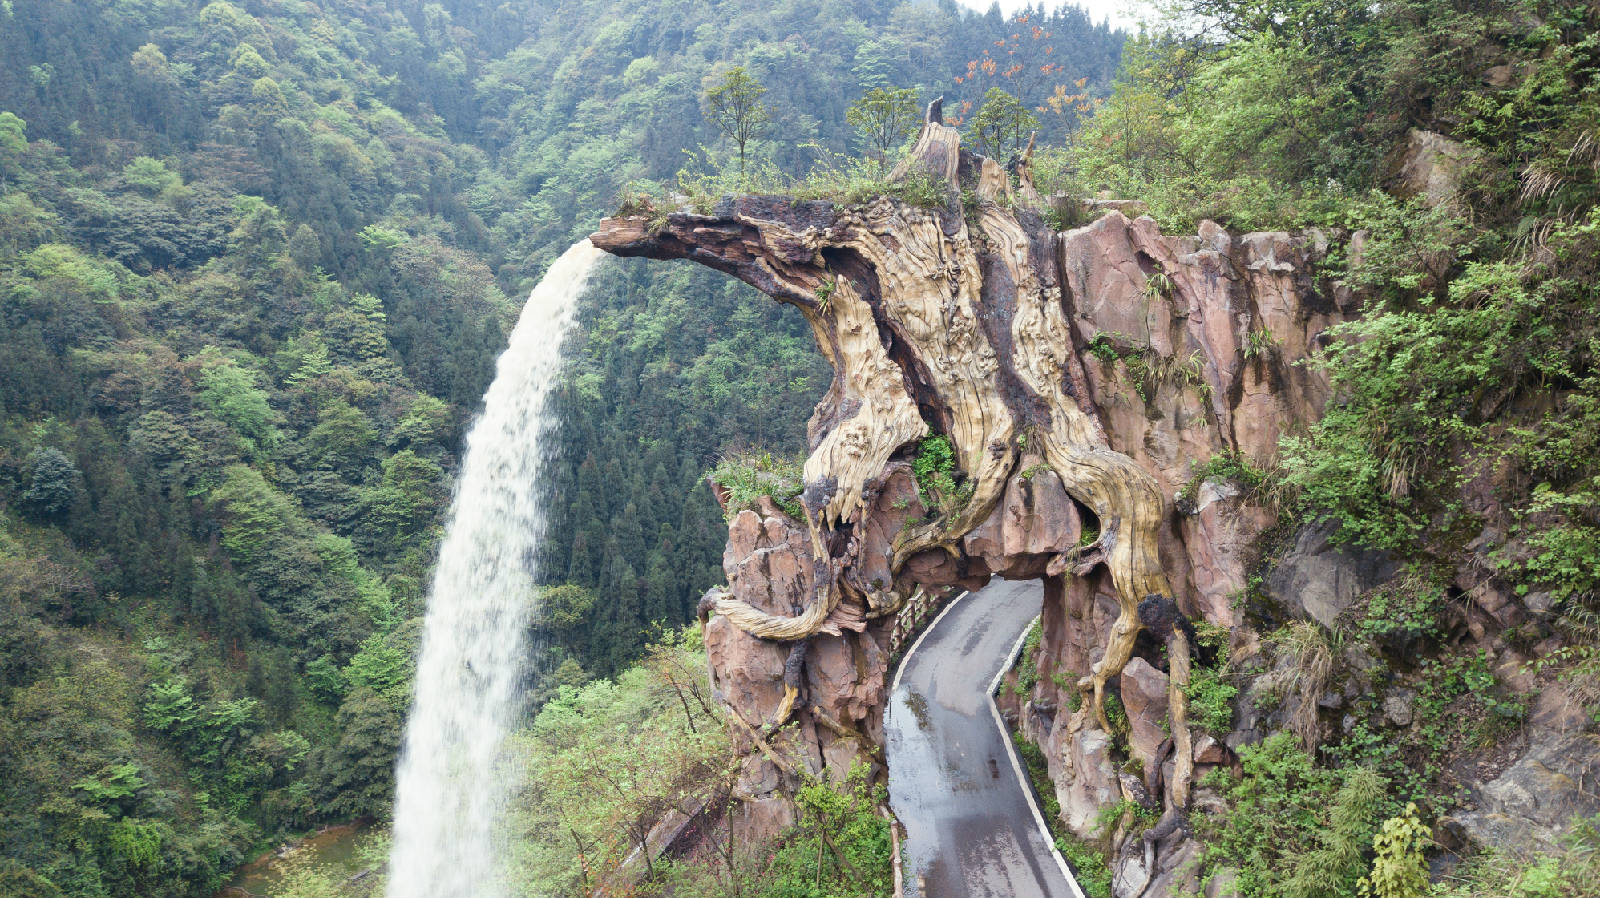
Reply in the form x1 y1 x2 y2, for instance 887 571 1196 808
912 434 969 514
761 764 895 898
21 446 79 518
1359 802 1430 898
1186 665 1237 737
1200 733 1390 896
1013 620 1043 696
1185 620 1237 736
1175 451 1266 508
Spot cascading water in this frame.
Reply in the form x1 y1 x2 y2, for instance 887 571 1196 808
386 239 604 898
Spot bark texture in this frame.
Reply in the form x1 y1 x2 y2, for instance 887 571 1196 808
592 117 1358 889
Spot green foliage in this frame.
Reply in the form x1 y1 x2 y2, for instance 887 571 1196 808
1332 648 1526 804
1200 733 1391 896
1176 450 1266 508
1013 620 1044 696
21 446 79 518
1095 797 1159 837
1055 835 1113 898
762 765 895 898
967 88 1040 160
196 356 280 457
1185 664 1238 738
342 635 411 710
704 66 772 182
121 157 183 199
1435 814 1600 898
1358 802 1430 898
847 87 921 170
1353 573 1446 643
508 628 736 894
72 763 147 807
912 433 968 514
671 140 951 213
707 450 806 521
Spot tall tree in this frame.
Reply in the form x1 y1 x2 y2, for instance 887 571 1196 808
967 87 1040 160
703 65 771 183
846 86 921 171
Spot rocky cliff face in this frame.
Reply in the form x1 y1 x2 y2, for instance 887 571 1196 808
591 115 1597 896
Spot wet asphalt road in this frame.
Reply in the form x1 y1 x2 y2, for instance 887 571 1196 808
885 577 1082 898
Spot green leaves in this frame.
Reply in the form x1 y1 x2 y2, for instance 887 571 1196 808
72 763 147 806
912 433 967 514
707 450 806 521
703 65 772 180
1358 802 1431 898
967 88 1039 160
196 356 280 456
1201 733 1389 897
846 86 920 169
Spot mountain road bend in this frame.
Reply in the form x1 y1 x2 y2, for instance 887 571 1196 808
885 577 1084 898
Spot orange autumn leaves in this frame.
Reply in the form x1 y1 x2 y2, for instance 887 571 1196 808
949 12 1097 128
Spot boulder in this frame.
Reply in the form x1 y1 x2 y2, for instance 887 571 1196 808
963 464 1082 577
1264 521 1398 629
1049 723 1122 837
1382 689 1415 727
1192 733 1227 765
1392 129 1473 207
1139 838 1201 898
1442 687 1600 855
1179 479 1277 628
1120 658 1172 776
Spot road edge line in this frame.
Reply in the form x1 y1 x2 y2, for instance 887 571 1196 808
889 587 970 695
987 614 1087 898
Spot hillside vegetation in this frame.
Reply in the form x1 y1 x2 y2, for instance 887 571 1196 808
1046 1 1600 894
0 2 1123 895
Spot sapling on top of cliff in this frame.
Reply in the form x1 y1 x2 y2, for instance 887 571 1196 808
703 65 772 185
847 86 921 173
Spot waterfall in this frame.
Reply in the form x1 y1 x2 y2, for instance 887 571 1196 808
386 239 604 898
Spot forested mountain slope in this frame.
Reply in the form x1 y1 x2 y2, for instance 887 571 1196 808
0 2 1122 895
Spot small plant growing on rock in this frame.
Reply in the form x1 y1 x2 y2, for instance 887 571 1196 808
707 451 805 521
813 276 836 313
912 434 969 514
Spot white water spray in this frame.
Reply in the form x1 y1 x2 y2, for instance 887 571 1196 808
386 240 604 898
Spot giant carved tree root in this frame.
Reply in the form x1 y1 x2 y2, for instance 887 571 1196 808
593 110 1193 811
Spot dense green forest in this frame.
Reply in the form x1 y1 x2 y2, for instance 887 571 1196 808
0 2 1124 895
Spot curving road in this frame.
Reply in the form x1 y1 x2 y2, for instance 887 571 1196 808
885 577 1083 898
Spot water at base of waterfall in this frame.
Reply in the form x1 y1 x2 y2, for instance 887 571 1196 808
385 240 604 898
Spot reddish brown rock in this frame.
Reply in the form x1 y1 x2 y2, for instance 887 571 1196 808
848 464 924 594
1179 480 1276 628
1048 723 1122 836
1119 657 1171 777
704 501 893 823
1192 733 1228 765
964 464 1083 578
